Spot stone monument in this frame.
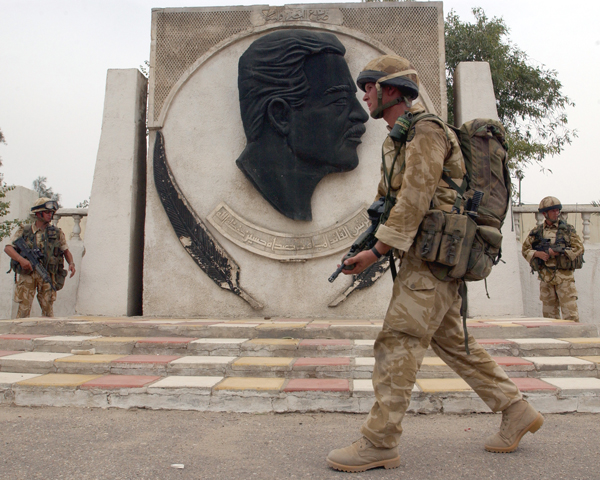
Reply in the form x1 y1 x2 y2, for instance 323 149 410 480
143 2 447 318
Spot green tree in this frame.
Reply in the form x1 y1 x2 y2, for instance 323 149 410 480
32 176 61 204
445 8 575 174
0 128 19 241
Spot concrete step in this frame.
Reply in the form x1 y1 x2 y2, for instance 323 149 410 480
2 371 600 414
0 317 597 340
1 351 598 380
2 334 600 358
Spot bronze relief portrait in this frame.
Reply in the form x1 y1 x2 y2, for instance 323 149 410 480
236 30 369 221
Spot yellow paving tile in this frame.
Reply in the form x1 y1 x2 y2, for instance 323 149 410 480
492 323 523 327
55 355 128 363
233 357 294 367
560 338 600 344
256 323 306 329
246 338 299 346
92 337 144 343
17 374 102 387
422 357 448 366
214 377 284 391
416 378 473 393
577 356 600 364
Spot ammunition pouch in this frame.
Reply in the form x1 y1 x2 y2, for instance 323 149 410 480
415 210 502 282
414 210 445 262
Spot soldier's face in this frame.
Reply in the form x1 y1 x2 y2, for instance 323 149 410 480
544 208 560 224
286 53 368 171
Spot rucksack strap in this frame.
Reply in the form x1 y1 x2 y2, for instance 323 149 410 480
458 281 470 355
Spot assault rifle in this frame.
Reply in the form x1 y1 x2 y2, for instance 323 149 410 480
13 237 56 291
328 198 387 283
534 238 566 255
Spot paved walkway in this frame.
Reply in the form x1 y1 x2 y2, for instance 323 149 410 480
1 406 598 480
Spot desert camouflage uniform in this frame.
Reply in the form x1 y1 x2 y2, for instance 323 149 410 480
360 104 522 448
522 221 583 321
10 224 68 318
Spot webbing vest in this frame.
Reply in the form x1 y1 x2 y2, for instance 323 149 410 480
529 220 580 273
13 224 65 277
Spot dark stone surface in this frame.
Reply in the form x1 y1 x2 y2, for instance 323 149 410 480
236 30 368 221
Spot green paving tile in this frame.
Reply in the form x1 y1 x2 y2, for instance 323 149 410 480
17 374 102 387
214 377 284 391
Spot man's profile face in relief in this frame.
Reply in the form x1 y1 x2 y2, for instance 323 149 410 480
236 30 368 221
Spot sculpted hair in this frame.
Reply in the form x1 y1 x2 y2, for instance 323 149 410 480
238 30 346 142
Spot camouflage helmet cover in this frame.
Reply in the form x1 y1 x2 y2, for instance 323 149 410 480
538 196 562 213
31 197 59 216
356 55 419 99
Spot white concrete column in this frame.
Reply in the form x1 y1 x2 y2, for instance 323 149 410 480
453 62 524 317
0 187 39 319
76 69 147 317
454 62 499 124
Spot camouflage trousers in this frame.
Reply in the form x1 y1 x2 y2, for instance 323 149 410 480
540 277 579 321
14 272 56 318
361 252 522 449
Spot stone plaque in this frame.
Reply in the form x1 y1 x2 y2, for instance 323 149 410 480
207 202 371 260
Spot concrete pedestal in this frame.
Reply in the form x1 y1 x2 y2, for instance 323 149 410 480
76 69 147 317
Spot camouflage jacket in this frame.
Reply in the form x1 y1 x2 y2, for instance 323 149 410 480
522 220 584 284
374 104 465 253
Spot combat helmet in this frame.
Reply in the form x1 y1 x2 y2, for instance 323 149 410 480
538 196 562 213
31 197 59 217
356 55 419 119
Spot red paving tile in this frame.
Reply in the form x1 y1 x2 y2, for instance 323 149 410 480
493 356 533 366
0 350 22 357
284 378 349 392
81 375 161 389
293 357 351 367
477 339 515 345
136 337 197 344
0 334 48 340
510 377 558 391
299 339 352 346
111 355 180 364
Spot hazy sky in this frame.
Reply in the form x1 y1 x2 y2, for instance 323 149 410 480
1 0 598 207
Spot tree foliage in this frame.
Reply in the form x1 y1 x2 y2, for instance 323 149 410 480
445 8 576 174
32 176 61 204
0 128 19 241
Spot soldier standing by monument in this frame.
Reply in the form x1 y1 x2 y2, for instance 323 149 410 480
4 197 76 318
522 196 584 321
326 55 544 473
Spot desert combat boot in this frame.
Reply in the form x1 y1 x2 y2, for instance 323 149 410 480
485 399 544 453
326 437 401 472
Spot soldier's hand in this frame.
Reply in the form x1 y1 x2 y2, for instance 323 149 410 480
533 251 549 262
68 263 76 278
20 259 33 273
548 248 559 257
341 250 377 275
